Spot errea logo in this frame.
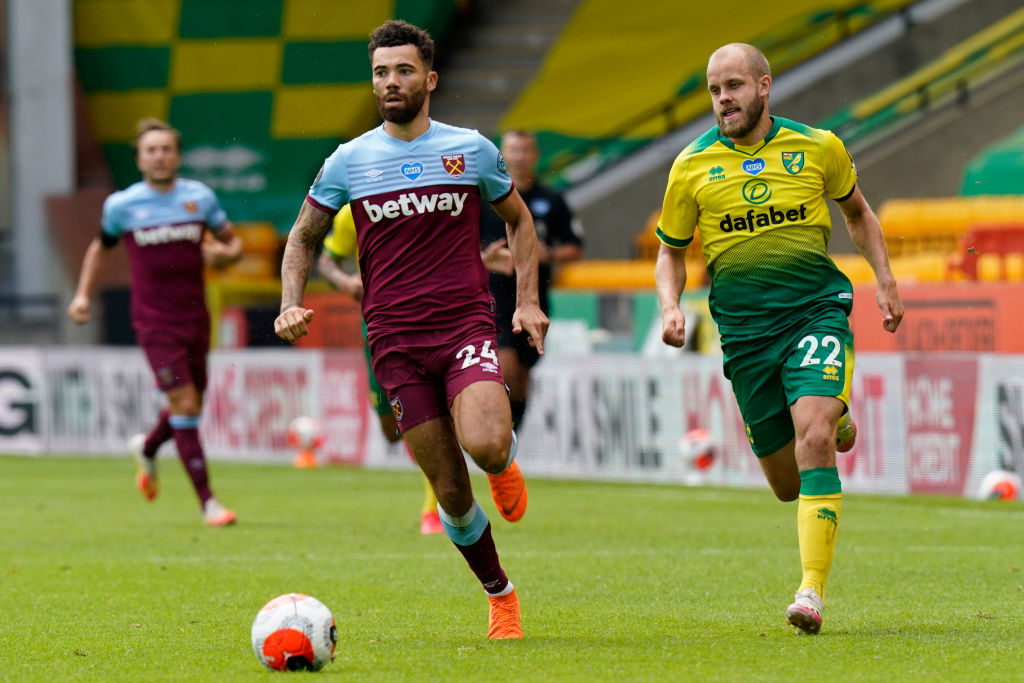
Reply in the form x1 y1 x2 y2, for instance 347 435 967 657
362 191 468 222
708 166 725 181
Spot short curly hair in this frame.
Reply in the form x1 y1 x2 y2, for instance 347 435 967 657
368 20 435 69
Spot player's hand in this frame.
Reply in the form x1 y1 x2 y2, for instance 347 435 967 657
346 279 364 302
481 239 514 276
274 306 315 343
201 238 236 269
661 308 686 347
877 281 904 333
512 304 549 356
68 295 91 324
336 274 364 302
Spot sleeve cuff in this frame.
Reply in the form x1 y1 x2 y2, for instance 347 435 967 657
305 194 340 216
832 183 856 203
488 184 515 205
656 226 693 249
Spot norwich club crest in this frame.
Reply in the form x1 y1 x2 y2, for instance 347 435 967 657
442 154 465 178
781 152 804 175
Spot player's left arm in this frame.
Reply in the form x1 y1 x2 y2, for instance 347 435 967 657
836 185 904 333
202 220 243 268
491 189 548 354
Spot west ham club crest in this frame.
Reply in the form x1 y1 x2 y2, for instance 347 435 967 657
442 154 465 178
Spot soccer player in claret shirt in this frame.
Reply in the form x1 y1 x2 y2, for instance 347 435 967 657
275 20 547 639
68 118 242 527
655 44 904 633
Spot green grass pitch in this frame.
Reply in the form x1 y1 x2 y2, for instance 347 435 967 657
1 454 1021 681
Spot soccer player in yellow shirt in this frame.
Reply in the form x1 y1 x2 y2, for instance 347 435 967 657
655 43 904 634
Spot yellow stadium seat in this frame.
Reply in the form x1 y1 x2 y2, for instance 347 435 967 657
234 221 280 254
977 253 1002 281
1005 252 1024 281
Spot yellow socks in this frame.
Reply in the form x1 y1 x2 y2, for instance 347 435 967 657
796 467 842 600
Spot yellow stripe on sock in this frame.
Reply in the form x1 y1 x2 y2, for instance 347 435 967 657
797 493 842 600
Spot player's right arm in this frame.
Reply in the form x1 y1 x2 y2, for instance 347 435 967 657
275 200 333 342
68 235 116 324
655 153 697 348
655 243 688 347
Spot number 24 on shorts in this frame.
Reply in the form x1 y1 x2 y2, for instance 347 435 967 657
457 340 498 369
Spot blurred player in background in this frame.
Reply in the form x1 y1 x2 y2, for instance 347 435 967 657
479 130 583 429
318 204 443 535
655 44 903 634
275 20 547 639
68 118 242 527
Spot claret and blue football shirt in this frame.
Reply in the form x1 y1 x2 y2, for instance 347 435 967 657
307 120 513 341
101 178 227 339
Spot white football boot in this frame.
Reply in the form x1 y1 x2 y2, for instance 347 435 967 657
786 587 824 634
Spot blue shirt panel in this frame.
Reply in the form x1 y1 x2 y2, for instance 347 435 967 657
308 121 512 209
101 178 227 237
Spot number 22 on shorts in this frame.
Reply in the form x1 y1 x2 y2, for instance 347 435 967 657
797 334 843 367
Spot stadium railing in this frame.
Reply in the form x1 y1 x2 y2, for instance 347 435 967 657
817 5 1024 147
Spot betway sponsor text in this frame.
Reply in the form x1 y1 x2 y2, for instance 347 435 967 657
362 191 468 222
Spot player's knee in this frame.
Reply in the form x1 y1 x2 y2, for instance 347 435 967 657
798 423 836 461
166 383 202 416
431 478 460 507
464 430 512 473
771 481 801 502
168 396 201 416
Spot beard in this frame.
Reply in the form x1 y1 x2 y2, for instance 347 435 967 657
717 95 764 139
376 87 427 125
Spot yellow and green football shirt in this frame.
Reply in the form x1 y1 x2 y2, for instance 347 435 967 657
323 203 357 261
658 116 857 339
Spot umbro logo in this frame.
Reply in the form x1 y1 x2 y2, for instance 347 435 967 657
364 169 384 183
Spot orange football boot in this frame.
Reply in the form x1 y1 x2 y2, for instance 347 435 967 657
486 462 527 522
128 433 158 501
487 588 523 639
203 498 237 527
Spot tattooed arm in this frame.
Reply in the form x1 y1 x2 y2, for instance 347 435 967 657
274 200 334 342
